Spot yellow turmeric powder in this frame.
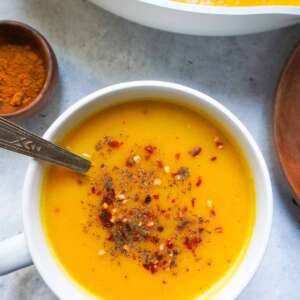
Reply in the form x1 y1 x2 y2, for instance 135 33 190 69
0 43 46 114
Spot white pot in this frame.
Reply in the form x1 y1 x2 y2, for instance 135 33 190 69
0 81 273 300
90 0 300 36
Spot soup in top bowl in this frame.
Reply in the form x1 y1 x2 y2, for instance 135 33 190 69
175 0 299 5
42 100 255 300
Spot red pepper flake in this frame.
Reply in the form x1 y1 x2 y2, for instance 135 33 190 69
189 147 202 157
126 157 135 167
166 239 174 249
191 198 196 208
210 156 217 162
175 153 181 161
143 262 158 274
144 145 157 154
196 177 202 187
183 236 201 250
108 140 123 148
157 160 164 168
210 209 216 217
153 194 160 200
157 226 164 232
215 227 224 233
198 228 204 233
150 236 160 244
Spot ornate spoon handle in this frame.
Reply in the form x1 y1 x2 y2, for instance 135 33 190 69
0 117 91 173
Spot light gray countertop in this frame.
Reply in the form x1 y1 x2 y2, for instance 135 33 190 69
0 0 300 299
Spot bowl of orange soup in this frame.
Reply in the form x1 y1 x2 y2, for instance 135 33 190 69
0 81 272 299
90 0 300 35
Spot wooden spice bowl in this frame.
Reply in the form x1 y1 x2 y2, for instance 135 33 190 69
273 42 300 201
0 20 58 117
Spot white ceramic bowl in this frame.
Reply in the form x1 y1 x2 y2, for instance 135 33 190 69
0 81 272 300
91 0 300 36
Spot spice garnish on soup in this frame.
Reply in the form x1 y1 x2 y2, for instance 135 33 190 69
42 101 255 300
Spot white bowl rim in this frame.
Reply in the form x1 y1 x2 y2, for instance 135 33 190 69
141 0 300 15
23 80 273 300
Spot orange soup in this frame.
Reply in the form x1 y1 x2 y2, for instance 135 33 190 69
42 101 255 300
175 0 300 6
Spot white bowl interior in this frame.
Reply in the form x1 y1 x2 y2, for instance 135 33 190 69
23 81 272 300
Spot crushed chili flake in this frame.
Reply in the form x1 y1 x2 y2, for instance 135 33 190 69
189 147 202 157
157 160 164 168
108 140 123 148
215 227 224 233
196 176 202 187
166 239 174 249
144 145 157 154
191 198 196 208
183 236 201 250
157 226 164 232
210 209 216 217
210 156 217 161
143 262 158 274
175 153 181 160
126 157 135 167
153 194 160 200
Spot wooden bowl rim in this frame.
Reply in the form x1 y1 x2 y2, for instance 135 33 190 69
0 20 57 117
273 42 300 201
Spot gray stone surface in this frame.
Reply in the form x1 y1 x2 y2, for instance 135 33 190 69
0 0 300 299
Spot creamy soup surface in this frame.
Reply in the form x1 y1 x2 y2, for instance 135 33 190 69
175 0 299 5
42 101 255 300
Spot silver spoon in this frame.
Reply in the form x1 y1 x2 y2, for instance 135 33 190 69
0 117 91 173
